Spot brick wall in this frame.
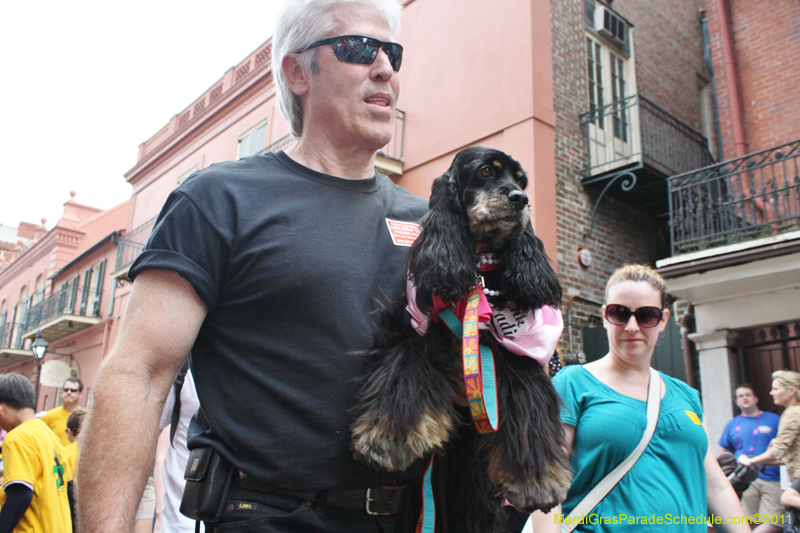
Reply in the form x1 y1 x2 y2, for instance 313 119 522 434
613 0 709 130
705 0 800 159
550 0 707 355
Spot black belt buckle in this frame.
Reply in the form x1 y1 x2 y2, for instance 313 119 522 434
365 488 392 516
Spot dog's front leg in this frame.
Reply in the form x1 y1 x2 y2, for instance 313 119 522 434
352 323 460 472
484 353 571 513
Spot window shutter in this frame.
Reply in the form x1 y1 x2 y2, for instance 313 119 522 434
93 259 106 316
18 297 30 342
80 268 92 315
66 275 79 314
0 310 6 348
238 122 268 158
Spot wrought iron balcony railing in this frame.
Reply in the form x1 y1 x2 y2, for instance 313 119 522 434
668 139 800 255
23 280 104 334
580 94 714 178
115 217 157 271
260 109 405 162
0 322 25 351
262 134 296 154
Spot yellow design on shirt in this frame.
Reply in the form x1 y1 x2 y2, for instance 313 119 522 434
685 410 702 425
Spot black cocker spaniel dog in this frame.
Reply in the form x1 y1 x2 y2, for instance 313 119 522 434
351 147 571 532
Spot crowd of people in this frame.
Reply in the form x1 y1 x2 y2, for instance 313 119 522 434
0 1 796 532
0 376 80 531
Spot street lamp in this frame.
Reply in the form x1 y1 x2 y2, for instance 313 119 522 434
30 330 48 407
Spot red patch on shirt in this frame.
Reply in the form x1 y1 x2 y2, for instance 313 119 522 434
386 219 421 246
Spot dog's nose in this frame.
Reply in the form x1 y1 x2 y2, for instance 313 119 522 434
508 190 528 208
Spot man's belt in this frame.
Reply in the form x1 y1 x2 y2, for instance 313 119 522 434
233 471 412 516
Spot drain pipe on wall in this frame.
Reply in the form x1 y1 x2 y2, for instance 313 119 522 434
700 11 724 163
680 305 697 390
715 0 747 158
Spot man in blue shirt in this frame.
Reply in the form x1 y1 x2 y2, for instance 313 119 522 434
719 384 782 520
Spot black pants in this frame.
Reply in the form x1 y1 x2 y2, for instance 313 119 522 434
204 485 422 533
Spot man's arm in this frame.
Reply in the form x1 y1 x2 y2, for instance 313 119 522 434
705 440 750 532
67 480 76 533
77 270 207 532
781 487 800 508
0 483 33 533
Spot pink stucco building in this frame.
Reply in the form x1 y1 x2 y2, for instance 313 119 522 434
0 193 128 410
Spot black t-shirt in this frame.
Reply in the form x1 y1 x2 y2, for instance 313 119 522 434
129 151 429 489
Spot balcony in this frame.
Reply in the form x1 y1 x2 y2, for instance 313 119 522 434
580 94 714 218
21 281 103 343
111 217 157 280
260 109 406 176
0 322 31 367
668 139 800 256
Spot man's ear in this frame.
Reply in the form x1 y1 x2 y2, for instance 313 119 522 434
282 54 309 97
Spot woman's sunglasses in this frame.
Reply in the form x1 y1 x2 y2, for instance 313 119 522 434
297 35 403 72
604 304 664 328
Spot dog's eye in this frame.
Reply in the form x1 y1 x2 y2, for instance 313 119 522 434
478 166 493 179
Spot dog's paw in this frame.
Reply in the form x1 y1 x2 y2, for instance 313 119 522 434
351 407 454 471
352 413 418 471
489 459 572 513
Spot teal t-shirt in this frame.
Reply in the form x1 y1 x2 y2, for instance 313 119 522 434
553 365 709 532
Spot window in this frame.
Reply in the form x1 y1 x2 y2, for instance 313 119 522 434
237 121 268 159
587 37 605 128
80 259 106 317
31 275 45 306
177 166 199 186
586 35 631 125
584 32 637 172
10 287 29 348
610 52 627 142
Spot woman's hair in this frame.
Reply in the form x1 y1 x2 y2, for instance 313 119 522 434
773 370 800 402
273 0 403 138
605 264 667 309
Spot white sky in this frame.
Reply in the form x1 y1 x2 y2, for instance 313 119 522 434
0 0 282 230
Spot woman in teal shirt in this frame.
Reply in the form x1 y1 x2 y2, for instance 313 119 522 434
527 265 748 532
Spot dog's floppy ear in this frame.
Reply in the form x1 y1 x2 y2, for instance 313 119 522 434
499 223 562 311
407 171 478 312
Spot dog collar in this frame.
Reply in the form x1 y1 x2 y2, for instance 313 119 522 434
478 253 501 296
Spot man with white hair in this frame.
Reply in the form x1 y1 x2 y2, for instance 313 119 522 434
77 0 428 532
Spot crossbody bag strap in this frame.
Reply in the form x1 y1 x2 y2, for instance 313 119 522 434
560 367 661 533
523 367 661 533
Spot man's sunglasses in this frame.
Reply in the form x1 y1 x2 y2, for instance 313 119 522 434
297 35 403 72
63 387 79 393
604 304 664 328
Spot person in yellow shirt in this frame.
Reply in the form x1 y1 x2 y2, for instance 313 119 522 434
40 378 83 447
63 410 84 485
0 373 73 532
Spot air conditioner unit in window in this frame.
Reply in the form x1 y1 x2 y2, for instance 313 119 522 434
594 5 627 47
